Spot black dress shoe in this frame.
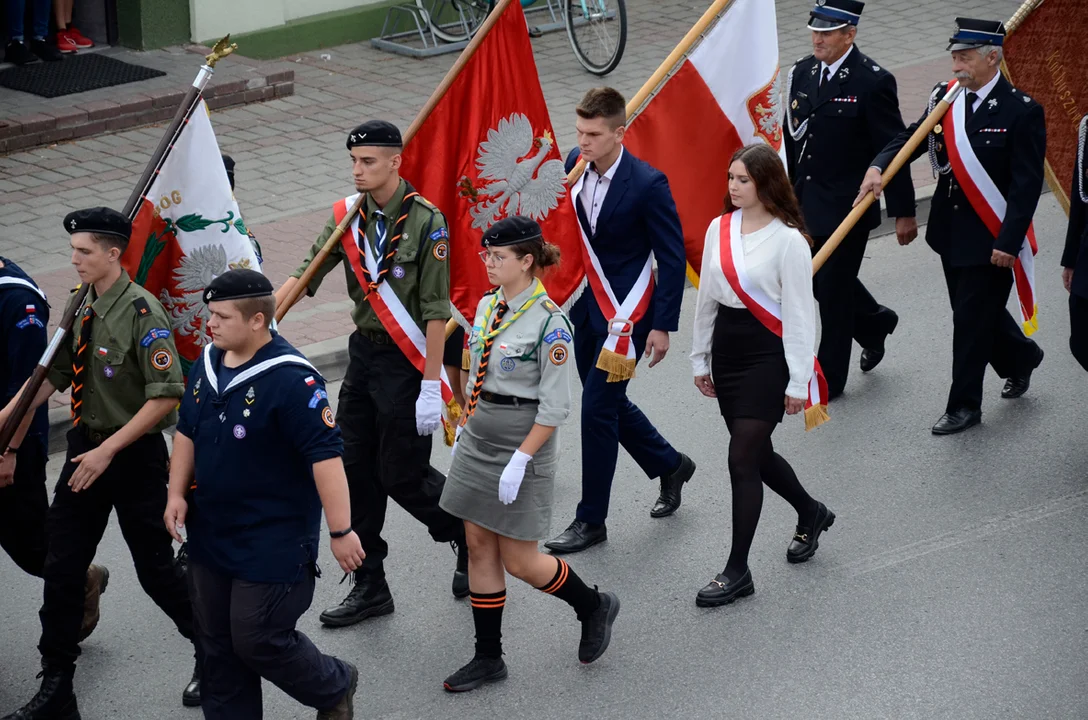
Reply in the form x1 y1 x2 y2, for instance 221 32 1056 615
695 569 755 608
451 540 469 599
859 348 885 373
650 453 696 518
29 39 64 62
931 408 982 435
4 40 41 66
544 520 607 554
1002 348 1043 399
182 660 200 707
317 663 357 720
442 655 508 693
319 574 395 627
786 502 836 563
4 667 80 720
578 590 620 663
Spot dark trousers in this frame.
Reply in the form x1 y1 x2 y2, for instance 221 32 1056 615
39 428 194 668
813 227 898 396
941 258 1041 413
0 440 48 577
574 328 679 525
1070 293 1088 372
337 331 462 577
188 561 351 718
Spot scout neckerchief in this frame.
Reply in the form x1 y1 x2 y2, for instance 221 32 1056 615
333 188 460 444
473 278 548 355
464 300 508 419
70 304 94 427
717 210 829 431
943 80 1039 336
569 157 655 383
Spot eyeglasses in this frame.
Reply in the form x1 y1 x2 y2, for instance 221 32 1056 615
478 251 508 267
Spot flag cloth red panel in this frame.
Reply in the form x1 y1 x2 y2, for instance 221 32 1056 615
399 0 583 326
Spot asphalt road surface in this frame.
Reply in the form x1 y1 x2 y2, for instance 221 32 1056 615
2 193 1086 719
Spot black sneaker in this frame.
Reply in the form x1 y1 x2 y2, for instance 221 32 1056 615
578 590 620 664
29 39 64 62
4 40 40 66
442 654 507 693
5 667 80 719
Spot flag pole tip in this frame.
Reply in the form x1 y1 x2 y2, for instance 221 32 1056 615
205 35 237 67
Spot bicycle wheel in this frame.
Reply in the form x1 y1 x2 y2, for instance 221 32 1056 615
417 0 493 43
565 0 626 76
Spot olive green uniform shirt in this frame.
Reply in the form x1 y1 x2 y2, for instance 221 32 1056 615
291 180 451 333
47 272 184 433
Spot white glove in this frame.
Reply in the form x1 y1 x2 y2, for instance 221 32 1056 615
450 424 465 457
415 380 443 436
498 450 531 505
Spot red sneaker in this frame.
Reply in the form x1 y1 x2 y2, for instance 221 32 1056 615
55 31 78 53
67 26 94 48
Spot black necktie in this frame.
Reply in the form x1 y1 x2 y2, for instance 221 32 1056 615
820 66 831 90
71 306 94 427
965 92 978 123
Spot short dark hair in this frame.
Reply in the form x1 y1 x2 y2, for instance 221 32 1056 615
91 232 128 254
576 87 626 129
231 295 276 327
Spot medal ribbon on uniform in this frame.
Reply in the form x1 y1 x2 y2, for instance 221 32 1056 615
70 305 95 427
473 278 547 355
357 182 419 298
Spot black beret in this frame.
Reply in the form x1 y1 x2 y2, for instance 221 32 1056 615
63 207 131 240
222 154 235 190
808 0 863 30
202 269 273 305
346 120 402 149
948 18 1005 51
481 215 542 247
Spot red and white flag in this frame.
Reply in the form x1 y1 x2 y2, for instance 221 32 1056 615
399 0 583 328
124 100 261 377
624 0 784 283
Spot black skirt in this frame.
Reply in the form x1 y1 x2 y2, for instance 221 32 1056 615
711 305 789 423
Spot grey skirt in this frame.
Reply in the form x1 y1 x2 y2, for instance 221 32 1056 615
440 399 559 541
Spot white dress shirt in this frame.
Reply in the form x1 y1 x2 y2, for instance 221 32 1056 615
690 215 816 399
820 44 854 84
964 69 1002 114
581 147 624 234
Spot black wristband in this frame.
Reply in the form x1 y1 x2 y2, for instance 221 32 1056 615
329 527 352 539
5 446 18 454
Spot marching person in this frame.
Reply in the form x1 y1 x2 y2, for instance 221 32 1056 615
164 269 363 719
274 120 468 628
440 216 620 692
547 87 695 555
785 0 917 397
1061 114 1088 372
860 18 1046 435
0 208 201 720
0 257 108 644
690 144 835 608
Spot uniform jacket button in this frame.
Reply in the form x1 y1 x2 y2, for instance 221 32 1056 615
953 205 959 210
805 176 812 181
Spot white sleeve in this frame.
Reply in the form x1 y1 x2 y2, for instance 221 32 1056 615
689 219 719 377
780 229 817 399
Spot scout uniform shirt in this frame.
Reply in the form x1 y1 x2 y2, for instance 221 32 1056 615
291 179 452 333
176 334 343 584
467 285 573 428
47 271 184 434
1 257 50 446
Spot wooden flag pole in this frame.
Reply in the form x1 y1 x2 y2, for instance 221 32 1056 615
275 0 519 324
812 81 964 274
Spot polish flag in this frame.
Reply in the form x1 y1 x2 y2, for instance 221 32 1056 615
623 0 784 283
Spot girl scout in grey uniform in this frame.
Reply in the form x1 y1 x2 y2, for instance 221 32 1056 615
439 215 620 692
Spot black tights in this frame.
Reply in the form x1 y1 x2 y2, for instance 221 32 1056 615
723 417 818 581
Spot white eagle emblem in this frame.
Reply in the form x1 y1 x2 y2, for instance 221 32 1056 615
159 244 250 347
458 113 566 231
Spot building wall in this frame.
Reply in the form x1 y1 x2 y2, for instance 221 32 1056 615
189 0 386 43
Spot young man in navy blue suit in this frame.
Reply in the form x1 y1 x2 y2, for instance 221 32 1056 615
545 87 695 554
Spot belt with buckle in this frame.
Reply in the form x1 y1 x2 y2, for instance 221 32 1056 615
78 425 117 445
480 392 538 406
360 329 394 345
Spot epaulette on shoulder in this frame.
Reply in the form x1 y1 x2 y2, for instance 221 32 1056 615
541 297 563 315
70 283 82 293
860 56 886 75
413 195 439 212
132 296 152 317
1009 87 1038 107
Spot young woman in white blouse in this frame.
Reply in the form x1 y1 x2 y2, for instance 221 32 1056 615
689 143 835 608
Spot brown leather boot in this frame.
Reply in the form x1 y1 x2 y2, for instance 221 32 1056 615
77 564 109 642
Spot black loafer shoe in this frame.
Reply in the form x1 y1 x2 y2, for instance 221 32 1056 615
317 663 357 719
451 540 469 599
443 655 508 693
931 408 982 435
578 590 620 663
1002 348 1043 399
859 347 885 373
182 660 201 707
650 453 696 518
544 520 606 554
319 575 395 627
786 502 836 563
696 569 755 608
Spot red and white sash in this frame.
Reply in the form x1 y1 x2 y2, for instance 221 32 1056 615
333 195 459 436
718 211 829 431
569 166 655 382
944 85 1039 335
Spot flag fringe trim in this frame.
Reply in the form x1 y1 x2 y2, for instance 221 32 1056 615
804 403 830 432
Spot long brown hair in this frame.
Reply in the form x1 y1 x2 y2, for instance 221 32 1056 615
722 144 812 246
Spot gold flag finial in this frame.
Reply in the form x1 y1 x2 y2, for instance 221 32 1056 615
205 35 237 67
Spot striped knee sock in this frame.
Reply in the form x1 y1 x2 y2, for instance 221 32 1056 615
537 559 601 619
470 590 505 658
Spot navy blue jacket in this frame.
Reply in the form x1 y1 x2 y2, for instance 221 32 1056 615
1061 115 1088 299
0 258 49 450
564 147 686 336
177 334 343 584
